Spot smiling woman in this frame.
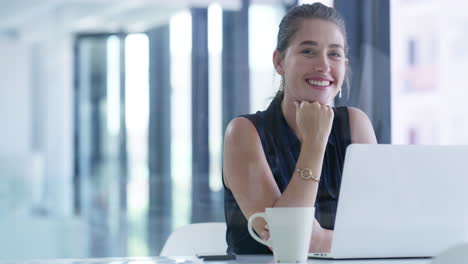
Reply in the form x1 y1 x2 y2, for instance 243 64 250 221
273 18 348 105
223 2 377 255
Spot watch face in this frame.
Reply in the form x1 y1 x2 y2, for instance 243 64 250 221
297 168 319 182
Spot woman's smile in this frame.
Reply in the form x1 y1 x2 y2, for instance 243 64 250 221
305 76 334 91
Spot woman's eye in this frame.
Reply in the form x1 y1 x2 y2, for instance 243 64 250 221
329 52 342 58
302 49 316 55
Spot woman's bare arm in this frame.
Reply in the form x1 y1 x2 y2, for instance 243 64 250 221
312 107 378 252
223 102 333 244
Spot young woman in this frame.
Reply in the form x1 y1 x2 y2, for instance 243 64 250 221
223 3 377 254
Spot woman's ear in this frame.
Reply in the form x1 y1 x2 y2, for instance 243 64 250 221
273 50 284 75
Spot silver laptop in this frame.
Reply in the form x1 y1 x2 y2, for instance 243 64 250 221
309 144 468 259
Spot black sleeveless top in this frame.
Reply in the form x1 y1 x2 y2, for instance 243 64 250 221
223 95 352 254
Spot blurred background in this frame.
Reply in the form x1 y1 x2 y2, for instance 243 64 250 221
0 0 467 260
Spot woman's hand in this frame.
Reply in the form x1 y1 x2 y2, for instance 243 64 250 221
260 220 332 253
260 224 273 251
294 101 334 149
309 218 332 253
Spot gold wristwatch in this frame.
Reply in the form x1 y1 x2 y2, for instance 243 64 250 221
296 168 320 182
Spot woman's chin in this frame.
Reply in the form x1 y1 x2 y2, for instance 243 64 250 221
286 93 334 105
297 92 333 104
301 97 332 105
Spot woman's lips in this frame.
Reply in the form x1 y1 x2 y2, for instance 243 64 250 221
306 79 333 90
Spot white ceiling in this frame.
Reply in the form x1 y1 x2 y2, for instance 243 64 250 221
0 0 244 39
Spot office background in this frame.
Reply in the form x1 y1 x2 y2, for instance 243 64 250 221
1 0 467 259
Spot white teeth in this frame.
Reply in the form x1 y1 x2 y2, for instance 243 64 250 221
307 80 330 86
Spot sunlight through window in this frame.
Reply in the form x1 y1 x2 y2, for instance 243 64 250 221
125 33 150 255
249 4 284 111
170 10 192 228
106 36 121 137
208 2 223 192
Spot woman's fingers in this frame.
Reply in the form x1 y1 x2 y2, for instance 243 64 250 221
260 230 270 241
295 100 334 146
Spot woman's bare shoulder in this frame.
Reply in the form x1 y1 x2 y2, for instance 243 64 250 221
224 116 259 145
223 116 266 189
346 107 377 144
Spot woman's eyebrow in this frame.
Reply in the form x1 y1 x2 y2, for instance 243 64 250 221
299 40 318 46
329 43 344 50
299 41 344 50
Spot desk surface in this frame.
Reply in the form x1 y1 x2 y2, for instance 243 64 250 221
0 255 433 264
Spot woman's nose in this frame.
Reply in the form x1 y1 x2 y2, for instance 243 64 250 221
314 55 331 72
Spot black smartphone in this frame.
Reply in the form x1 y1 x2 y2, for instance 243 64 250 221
196 253 236 261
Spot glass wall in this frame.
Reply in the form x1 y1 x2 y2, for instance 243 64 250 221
72 1 293 256
1 0 341 259
71 2 281 256
75 34 128 257
391 0 468 144
12 0 468 260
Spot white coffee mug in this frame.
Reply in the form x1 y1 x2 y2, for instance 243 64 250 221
247 207 315 263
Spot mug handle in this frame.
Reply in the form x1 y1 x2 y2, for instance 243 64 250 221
247 212 273 248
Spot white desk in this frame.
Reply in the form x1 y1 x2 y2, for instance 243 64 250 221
0 255 432 264
234 255 431 264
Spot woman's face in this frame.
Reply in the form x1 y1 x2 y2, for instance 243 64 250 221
274 18 348 105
